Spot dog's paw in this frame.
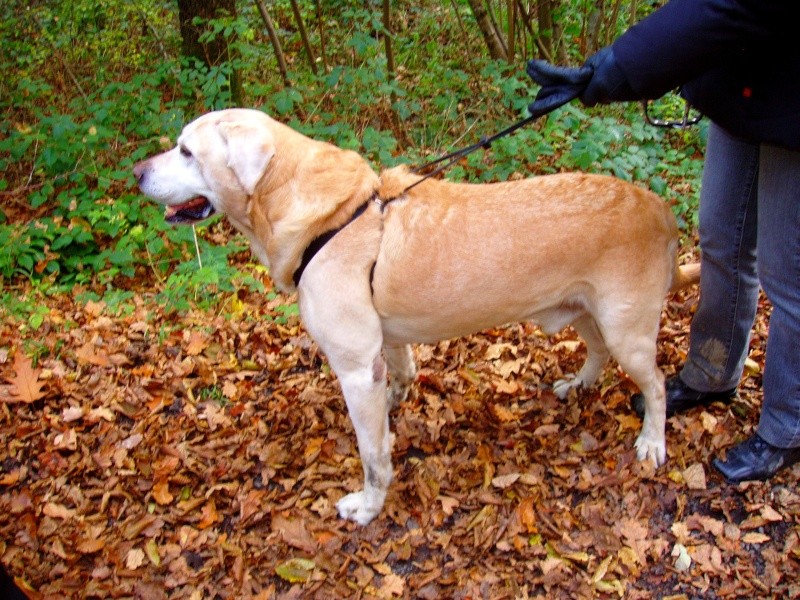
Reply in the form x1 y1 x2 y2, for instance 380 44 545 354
552 375 580 399
634 432 666 467
336 492 381 526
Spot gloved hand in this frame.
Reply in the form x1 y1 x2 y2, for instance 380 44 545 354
527 46 637 114
579 46 637 106
526 59 592 117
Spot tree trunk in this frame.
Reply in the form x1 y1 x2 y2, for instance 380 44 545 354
536 0 555 61
176 0 243 104
466 0 508 61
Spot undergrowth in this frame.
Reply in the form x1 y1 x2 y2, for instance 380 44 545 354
0 0 704 316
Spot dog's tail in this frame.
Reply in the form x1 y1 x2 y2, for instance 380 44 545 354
670 262 701 293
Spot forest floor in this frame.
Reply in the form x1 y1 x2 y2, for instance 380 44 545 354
1 260 798 599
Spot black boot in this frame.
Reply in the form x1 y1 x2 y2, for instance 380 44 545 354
713 433 800 482
631 375 736 418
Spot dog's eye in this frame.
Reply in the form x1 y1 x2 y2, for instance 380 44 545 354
179 146 192 159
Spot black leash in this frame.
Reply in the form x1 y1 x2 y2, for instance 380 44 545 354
403 113 538 194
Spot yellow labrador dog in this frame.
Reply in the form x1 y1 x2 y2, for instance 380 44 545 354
134 108 699 525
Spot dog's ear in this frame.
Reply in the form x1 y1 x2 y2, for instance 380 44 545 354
217 121 275 195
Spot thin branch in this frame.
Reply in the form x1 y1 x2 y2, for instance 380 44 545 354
254 0 291 87
289 0 318 75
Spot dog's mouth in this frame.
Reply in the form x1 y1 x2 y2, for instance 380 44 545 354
164 196 216 224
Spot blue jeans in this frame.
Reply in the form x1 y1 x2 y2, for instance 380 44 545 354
680 123 800 449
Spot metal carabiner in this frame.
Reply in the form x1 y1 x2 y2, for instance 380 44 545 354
642 96 702 129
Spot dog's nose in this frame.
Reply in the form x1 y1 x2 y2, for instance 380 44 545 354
132 160 148 186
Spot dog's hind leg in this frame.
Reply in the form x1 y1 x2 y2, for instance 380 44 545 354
553 314 611 399
385 345 415 409
602 316 667 467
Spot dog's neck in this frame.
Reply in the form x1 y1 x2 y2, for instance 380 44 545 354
247 138 380 293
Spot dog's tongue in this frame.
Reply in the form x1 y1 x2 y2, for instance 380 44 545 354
164 196 215 224
165 197 207 218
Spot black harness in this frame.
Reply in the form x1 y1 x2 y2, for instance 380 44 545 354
290 113 543 288
292 197 374 287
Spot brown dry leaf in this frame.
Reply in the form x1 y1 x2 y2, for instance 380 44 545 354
272 513 318 553
760 505 783 522
76 537 106 554
682 463 707 490
4 352 45 403
239 489 266 523
742 532 771 544
198 499 219 530
75 342 111 367
491 473 520 489
43 502 75 520
185 331 208 356
152 481 174 506
493 379 521 395
492 403 518 422
380 573 405 597
125 548 145 570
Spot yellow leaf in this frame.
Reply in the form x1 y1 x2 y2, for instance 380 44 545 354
145 539 161 566
275 558 315 583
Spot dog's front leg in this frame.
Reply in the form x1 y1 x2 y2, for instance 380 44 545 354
299 280 394 525
334 366 394 525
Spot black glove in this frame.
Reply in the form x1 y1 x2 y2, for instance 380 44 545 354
527 47 637 114
526 59 592 118
579 47 637 106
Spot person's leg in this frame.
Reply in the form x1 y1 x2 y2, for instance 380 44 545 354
753 144 800 448
679 123 760 392
713 143 800 482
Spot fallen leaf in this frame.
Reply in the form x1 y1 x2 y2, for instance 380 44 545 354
760 505 783 522
152 481 174 506
272 513 318 553
61 406 86 423
672 543 691 572
126 548 145 570
4 352 45 403
145 539 161 566
77 537 105 554
682 463 707 490
198 500 219 530
742 532 771 545
275 558 315 583
185 331 208 356
380 573 405 597
491 473 520 489
43 502 75 520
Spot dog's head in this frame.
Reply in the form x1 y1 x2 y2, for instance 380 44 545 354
133 108 276 226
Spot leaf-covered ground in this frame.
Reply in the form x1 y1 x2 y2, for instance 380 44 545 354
1 269 798 599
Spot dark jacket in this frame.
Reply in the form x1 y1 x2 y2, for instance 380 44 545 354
612 0 800 150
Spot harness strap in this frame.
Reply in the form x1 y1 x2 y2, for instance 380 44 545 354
292 198 373 287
